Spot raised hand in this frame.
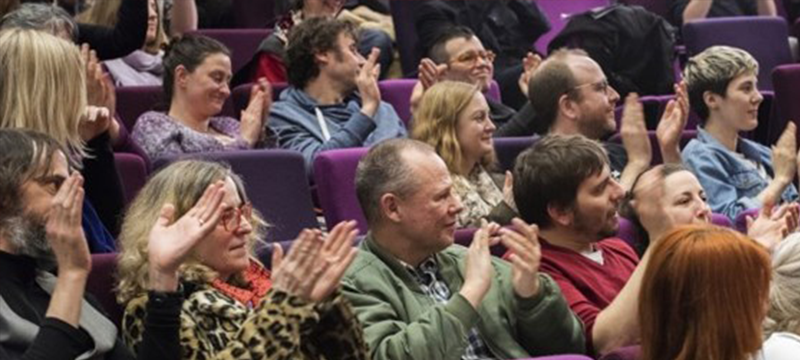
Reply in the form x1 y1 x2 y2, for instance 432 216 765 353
147 181 228 291
80 44 117 141
503 170 516 210
518 52 542 97
748 202 800 251
629 166 675 242
47 173 91 277
270 229 326 300
240 78 272 146
356 47 382 118
656 82 689 164
620 93 652 168
772 121 797 186
308 221 358 301
418 58 446 90
459 222 498 309
499 218 541 298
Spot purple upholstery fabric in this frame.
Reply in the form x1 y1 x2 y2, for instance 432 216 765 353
116 85 163 131
378 79 502 126
187 29 272 76
231 0 276 29
113 153 148 206
608 130 697 165
155 150 319 242
598 345 641 360
232 82 288 116
734 208 761 233
534 0 611 55
493 136 538 171
683 17 792 91
516 355 593 360
87 253 123 328
314 147 370 234
771 65 800 144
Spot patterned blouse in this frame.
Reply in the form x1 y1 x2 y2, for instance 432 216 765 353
452 166 513 228
132 111 252 160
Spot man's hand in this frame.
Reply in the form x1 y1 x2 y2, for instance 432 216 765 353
656 82 689 164
459 222 499 309
418 58 446 90
620 93 652 169
240 78 272 146
518 52 542 98
47 173 91 277
499 219 542 298
357 48 382 118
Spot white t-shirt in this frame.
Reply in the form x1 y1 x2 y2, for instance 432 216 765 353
763 332 800 360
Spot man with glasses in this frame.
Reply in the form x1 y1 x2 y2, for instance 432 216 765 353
527 48 689 190
412 26 541 137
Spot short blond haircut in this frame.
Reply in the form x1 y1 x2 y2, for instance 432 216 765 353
683 46 759 122
411 80 495 176
765 234 800 338
116 160 267 305
0 28 87 159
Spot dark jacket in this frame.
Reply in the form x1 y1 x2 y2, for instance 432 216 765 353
77 0 148 60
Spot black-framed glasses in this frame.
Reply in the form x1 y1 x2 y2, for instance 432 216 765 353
221 202 253 232
567 79 611 96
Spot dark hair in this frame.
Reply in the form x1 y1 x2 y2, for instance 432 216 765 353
513 134 608 229
527 48 588 134
355 139 436 224
285 17 357 89
162 34 231 104
0 3 78 41
428 25 476 64
0 129 66 235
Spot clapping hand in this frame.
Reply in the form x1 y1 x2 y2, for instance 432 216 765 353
240 78 273 146
518 52 542 98
47 173 91 277
656 82 689 164
499 219 542 299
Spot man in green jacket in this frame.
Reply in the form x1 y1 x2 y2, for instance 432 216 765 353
341 138 586 359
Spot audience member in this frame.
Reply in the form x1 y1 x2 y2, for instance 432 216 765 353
0 28 121 251
415 0 551 109
682 45 799 220
1 1 146 60
132 34 273 161
639 225 771 360
670 0 777 27
0 129 173 359
234 0 394 85
528 48 689 189
116 160 368 358
342 138 585 359
764 234 800 359
412 25 541 137
269 17 406 173
511 134 649 355
622 163 799 254
412 81 516 228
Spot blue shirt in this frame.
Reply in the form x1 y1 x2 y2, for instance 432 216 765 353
682 128 798 220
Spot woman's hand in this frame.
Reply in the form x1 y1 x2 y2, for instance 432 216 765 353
772 121 797 186
147 181 228 291
503 171 517 210
518 52 542 98
240 78 272 147
81 44 118 142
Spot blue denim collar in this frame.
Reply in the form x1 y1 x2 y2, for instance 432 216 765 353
696 127 764 164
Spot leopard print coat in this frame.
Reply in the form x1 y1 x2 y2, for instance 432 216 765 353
122 282 369 360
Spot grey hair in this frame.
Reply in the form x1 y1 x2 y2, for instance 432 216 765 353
0 3 78 42
355 138 437 224
765 233 800 337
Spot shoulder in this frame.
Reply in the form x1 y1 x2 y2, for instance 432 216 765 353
343 249 389 283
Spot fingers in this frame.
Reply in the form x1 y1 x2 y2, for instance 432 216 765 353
271 243 284 271
361 47 380 77
504 171 513 191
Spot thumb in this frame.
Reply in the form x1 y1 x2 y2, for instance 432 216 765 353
746 215 754 230
762 202 775 218
271 243 284 270
158 204 176 226
504 171 513 189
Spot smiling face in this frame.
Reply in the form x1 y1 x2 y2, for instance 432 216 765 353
176 52 232 118
193 177 253 280
321 31 365 93
456 91 495 168
661 170 712 226
566 55 620 140
707 72 763 132
570 164 625 240
145 0 159 46
442 36 495 93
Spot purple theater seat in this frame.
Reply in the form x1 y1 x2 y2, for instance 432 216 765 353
683 17 792 92
116 86 163 131
155 150 319 242
771 64 800 144
379 79 502 126
113 153 148 206
598 345 641 360
232 82 288 116
87 253 123 328
188 29 272 76
494 136 538 171
314 147 370 234
734 208 761 233
617 213 732 250
608 130 697 165
534 0 611 55
231 0 277 28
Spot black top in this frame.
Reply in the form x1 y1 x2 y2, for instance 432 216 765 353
0 251 182 360
670 0 757 27
82 132 125 238
77 0 147 60
489 99 539 138
603 141 628 181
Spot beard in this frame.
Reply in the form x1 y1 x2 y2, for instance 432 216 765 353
573 207 619 241
4 212 56 270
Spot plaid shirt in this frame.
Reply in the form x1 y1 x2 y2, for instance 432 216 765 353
403 257 495 360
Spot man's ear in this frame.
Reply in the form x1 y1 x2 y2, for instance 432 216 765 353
547 203 574 228
379 193 402 223
315 50 333 69
558 93 579 122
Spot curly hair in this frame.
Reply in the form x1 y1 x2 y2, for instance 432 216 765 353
285 17 357 89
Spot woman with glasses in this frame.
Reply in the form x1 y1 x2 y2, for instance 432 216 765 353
115 160 369 359
412 81 517 228
682 45 800 221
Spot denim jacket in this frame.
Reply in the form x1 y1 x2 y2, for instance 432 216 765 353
682 128 798 220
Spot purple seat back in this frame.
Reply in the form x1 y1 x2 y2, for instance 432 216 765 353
232 82 288 116
734 208 761 233
188 29 272 76
608 130 697 165
231 0 277 28
534 0 611 55
517 355 593 360
618 213 732 249
598 345 642 360
87 253 123 328
113 153 148 206
155 150 318 242
116 86 163 131
771 65 800 144
493 136 538 171
314 147 370 233
379 79 503 126
683 17 792 91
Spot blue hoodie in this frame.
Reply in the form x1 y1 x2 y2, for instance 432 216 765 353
269 86 407 173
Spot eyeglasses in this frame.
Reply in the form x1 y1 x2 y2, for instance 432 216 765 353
451 50 496 66
221 202 253 232
567 79 611 96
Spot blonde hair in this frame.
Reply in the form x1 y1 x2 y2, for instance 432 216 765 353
411 80 495 176
77 0 167 54
683 45 759 122
116 160 267 305
0 28 87 159
765 233 800 337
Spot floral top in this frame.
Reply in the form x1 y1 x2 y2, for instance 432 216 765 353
132 111 252 160
452 166 516 228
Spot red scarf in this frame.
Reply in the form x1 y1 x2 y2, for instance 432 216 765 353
211 261 272 308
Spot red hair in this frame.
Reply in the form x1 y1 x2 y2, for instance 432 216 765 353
639 225 771 360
